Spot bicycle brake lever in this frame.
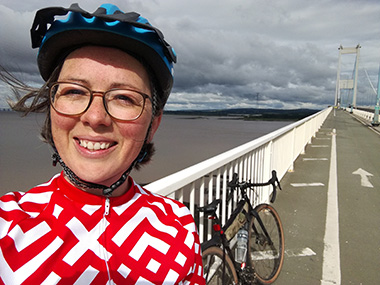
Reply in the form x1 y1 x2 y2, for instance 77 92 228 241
270 188 277 203
277 180 282 190
271 170 282 190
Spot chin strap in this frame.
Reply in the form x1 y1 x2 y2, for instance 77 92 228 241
52 148 147 196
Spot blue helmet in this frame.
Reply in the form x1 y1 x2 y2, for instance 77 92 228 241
31 3 177 105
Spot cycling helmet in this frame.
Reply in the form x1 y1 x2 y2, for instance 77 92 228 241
31 3 176 105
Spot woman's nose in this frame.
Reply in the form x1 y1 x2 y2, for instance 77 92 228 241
80 94 112 128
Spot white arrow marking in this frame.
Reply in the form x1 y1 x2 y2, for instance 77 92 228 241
352 168 374 188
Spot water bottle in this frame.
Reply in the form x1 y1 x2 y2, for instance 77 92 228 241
235 227 248 263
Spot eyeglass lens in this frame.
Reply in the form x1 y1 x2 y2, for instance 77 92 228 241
50 82 147 121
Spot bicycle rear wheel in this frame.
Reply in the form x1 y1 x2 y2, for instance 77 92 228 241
248 204 284 284
202 246 238 284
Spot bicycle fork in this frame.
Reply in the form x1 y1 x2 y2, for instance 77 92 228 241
251 208 274 247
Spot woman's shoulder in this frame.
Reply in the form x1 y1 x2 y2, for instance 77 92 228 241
135 182 190 211
0 173 60 221
132 181 197 230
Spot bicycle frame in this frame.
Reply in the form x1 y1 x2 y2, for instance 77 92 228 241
200 185 274 275
200 171 284 284
200 201 247 281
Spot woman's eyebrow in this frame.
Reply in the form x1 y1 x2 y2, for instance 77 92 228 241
57 78 139 90
58 77 89 85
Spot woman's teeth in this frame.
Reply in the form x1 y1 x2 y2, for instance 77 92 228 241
79 140 111 150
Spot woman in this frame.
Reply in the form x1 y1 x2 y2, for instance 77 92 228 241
0 4 204 284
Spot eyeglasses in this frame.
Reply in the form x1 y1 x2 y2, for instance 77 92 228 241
49 82 152 121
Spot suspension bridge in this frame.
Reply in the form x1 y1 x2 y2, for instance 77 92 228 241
145 44 380 284
335 44 380 126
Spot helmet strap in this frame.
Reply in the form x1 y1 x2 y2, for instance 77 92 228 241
52 151 133 196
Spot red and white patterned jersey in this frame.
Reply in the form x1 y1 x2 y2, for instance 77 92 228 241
0 172 205 284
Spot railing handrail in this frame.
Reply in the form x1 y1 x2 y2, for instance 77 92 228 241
145 107 332 242
146 107 331 196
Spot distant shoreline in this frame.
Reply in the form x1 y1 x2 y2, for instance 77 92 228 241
164 108 320 121
1 107 321 121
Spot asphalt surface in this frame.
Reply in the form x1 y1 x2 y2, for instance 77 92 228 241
274 109 380 284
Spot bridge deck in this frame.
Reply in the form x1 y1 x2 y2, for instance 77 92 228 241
275 109 380 284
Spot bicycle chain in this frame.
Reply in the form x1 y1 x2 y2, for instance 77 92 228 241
239 266 257 284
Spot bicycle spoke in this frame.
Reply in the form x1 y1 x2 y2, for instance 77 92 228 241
202 247 238 284
204 254 222 282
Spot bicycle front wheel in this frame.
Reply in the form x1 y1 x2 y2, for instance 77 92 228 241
248 204 284 284
202 246 238 285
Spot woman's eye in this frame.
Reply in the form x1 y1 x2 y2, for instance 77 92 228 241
116 95 132 101
61 88 86 96
113 94 139 105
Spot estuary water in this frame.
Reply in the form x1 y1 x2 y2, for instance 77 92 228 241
0 111 291 194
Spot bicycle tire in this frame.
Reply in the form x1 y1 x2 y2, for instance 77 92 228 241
202 246 238 285
248 204 284 284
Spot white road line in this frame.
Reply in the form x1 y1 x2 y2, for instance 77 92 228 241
303 158 328 161
321 129 341 285
311 145 329 148
251 247 316 261
291 183 325 187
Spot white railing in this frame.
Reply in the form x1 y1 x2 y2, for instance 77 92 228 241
351 108 374 121
146 107 332 242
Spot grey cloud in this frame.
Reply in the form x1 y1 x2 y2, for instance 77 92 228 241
1 0 380 110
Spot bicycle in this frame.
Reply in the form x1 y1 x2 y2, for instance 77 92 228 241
198 171 284 284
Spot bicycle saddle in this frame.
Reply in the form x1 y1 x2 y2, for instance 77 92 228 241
197 199 222 214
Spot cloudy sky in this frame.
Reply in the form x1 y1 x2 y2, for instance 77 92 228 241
1 0 380 110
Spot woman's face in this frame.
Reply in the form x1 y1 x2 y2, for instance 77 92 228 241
50 46 161 196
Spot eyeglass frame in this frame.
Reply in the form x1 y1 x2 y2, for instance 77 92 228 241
49 81 153 121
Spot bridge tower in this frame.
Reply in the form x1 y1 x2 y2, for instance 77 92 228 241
334 44 361 108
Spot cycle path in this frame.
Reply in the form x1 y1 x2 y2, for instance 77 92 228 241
274 109 380 284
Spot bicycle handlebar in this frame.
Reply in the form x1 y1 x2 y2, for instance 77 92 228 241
227 170 282 203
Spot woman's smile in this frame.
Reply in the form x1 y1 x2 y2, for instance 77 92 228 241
75 136 117 154
78 140 113 151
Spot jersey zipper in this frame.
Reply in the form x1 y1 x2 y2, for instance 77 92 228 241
105 197 110 216
103 197 112 283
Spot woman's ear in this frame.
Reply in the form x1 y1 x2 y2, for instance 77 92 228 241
147 112 162 143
